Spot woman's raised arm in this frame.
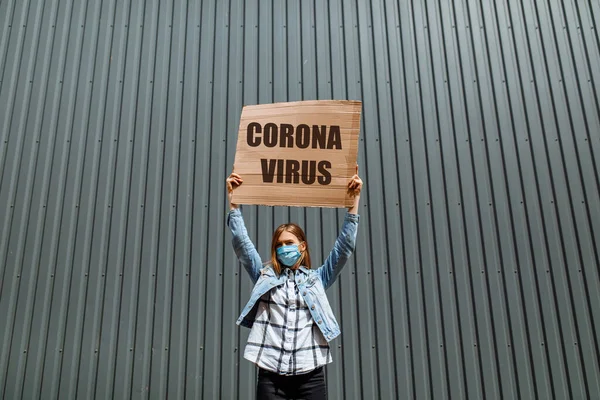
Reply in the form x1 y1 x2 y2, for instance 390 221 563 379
226 171 262 283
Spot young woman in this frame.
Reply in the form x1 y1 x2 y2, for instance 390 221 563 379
225 166 363 400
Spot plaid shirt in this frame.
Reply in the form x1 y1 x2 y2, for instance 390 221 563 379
243 268 332 375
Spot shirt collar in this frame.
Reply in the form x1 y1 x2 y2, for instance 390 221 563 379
281 266 310 276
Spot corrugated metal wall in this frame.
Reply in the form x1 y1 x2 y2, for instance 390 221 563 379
1 0 599 398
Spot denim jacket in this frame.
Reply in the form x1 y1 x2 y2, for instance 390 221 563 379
227 208 359 342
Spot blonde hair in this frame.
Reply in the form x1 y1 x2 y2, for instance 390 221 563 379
269 223 312 275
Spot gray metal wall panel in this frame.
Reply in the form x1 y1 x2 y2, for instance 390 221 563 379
1 0 599 399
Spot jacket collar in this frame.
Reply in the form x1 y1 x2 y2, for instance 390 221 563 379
261 265 311 278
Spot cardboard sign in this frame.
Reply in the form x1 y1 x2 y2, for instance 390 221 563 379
232 100 362 208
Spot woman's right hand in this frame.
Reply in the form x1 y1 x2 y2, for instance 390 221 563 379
226 171 243 209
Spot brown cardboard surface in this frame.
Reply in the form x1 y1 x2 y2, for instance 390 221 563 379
232 100 362 208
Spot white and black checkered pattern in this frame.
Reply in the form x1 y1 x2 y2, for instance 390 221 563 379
243 268 332 375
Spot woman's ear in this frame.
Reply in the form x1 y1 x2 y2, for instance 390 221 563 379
299 241 307 252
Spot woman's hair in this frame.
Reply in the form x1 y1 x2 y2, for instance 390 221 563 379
269 223 312 275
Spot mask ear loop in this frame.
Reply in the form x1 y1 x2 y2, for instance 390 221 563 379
296 242 306 268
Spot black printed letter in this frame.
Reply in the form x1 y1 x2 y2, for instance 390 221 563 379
317 161 332 185
247 122 261 147
261 159 277 182
326 125 342 149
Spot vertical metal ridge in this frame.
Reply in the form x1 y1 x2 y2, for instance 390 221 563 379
530 0 577 394
556 0 600 395
360 0 397 398
0 1 17 91
16 0 55 396
526 3 584 394
448 1 487 398
542 0 594 397
477 1 529 397
23 2 64 396
433 0 470 398
510 0 563 392
381 1 410 398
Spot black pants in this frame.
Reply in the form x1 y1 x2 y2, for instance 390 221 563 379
256 367 327 400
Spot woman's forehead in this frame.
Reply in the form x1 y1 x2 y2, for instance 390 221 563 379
277 231 300 243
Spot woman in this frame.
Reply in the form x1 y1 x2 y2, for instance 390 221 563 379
226 166 363 400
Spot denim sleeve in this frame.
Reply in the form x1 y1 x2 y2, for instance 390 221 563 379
317 212 360 290
226 208 262 284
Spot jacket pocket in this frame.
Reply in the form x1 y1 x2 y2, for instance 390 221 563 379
304 274 319 288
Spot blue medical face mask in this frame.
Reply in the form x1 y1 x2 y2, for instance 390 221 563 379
276 244 303 267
